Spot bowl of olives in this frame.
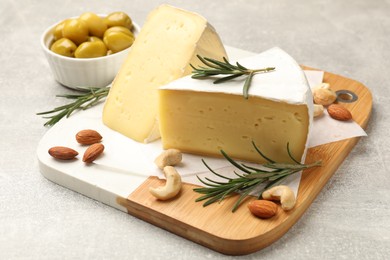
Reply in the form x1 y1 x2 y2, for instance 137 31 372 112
41 12 140 88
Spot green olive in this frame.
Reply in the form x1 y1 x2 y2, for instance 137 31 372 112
75 40 107 58
104 12 132 30
62 19 89 45
79 12 107 38
104 26 134 38
53 19 68 40
103 31 134 53
87 36 104 42
50 38 77 57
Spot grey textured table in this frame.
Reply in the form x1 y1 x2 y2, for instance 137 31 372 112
1 0 389 259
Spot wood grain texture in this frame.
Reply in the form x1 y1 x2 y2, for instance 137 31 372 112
117 68 372 255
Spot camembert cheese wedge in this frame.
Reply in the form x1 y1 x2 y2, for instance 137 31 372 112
159 47 313 164
102 5 227 143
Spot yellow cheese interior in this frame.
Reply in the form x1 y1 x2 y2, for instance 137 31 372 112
159 90 310 163
102 5 227 143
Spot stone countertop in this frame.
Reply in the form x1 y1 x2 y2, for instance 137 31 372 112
1 0 389 259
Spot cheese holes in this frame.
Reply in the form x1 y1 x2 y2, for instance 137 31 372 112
294 112 303 122
264 116 275 120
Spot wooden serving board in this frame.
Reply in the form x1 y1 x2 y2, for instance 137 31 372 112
38 47 372 255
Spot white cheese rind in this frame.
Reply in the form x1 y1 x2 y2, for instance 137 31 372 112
102 4 227 143
159 48 313 163
162 47 311 105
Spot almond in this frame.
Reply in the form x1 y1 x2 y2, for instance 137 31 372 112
83 143 104 163
48 146 78 160
76 129 102 145
247 200 278 219
327 104 352 121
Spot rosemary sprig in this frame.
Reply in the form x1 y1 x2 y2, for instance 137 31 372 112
191 55 275 99
194 142 321 212
37 86 110 126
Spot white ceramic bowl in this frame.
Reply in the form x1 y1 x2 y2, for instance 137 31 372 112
41 16 140 89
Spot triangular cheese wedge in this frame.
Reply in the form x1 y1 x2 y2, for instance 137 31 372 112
159 47 313 163
102 5 227 143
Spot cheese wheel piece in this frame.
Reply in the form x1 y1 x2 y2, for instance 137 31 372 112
159 47 313 164
102 5 227 143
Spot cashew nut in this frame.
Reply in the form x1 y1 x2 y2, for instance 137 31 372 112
312 83 337 106
154 149 182 169
149 166 182 200
313 104 324 118
262 185 296 211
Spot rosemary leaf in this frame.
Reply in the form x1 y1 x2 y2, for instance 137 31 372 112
232 186 256 212
213 74 244 84
244 171 282 179
235 62 247 70
239 164 270 173
220 150 251 173
203 56 233 70
251 140 275 163
233 170 246 178
287 142 301 164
